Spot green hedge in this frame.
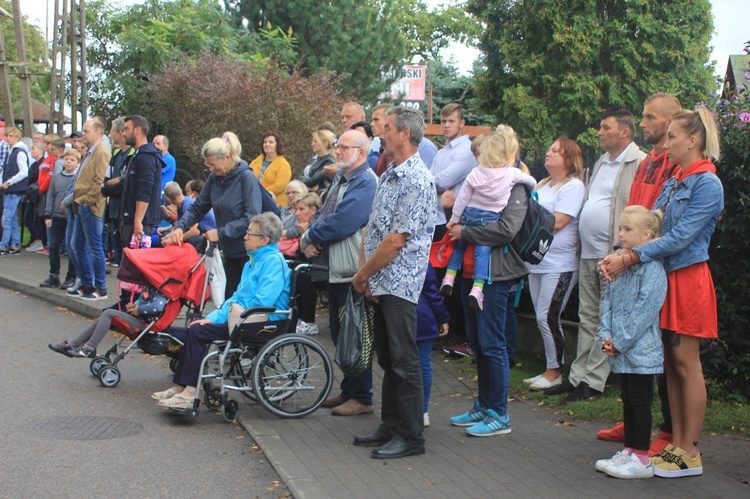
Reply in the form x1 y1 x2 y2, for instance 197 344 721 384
705 43 750 401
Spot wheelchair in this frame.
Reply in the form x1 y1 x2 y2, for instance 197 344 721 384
182 263 334 421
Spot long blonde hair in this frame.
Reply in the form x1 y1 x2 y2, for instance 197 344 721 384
621 205 663 240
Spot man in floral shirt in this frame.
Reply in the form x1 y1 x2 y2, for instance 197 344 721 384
352 106 436 459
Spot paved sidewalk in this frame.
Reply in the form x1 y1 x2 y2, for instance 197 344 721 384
2 249 748 498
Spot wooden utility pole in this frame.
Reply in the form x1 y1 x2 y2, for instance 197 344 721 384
11 0 33 136
0 9 15 126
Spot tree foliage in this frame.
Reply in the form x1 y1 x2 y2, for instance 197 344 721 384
390 0 481 62
0 1 50 113
428 58 492 127
467 0 715 156
705 45 750 401
146 51 345 176
86 0 297 119
225 0 407 102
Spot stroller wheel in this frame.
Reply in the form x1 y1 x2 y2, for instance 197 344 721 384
205 387 222 409
169 357 179 373
222 399 239 423
98 365 121 388
90 356 110 377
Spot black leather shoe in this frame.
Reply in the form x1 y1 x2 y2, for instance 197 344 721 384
564 381 602 402
353 428 392 447
40 276 62 288
371 435 425 459
544 379 575 396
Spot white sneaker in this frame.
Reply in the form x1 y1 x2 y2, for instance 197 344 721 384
523 374 543 384
423 413 430 427
297 322 319 335
26 240 43 252
595 450 630 472
605 453 654 479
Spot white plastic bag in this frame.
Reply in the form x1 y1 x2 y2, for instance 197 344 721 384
205 245 226 307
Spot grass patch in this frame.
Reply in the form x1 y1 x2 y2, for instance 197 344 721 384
452 352 749 437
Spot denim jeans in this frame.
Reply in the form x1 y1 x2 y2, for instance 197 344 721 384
417 339 434 412
462 277 516 415
48 217 76 278
1 193 22 249
71 205 106 290
447 207 502 281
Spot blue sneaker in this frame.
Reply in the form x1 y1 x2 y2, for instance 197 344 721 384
465 409 511 437
449 399 488 427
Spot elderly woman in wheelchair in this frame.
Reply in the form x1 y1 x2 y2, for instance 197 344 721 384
152 212 291 409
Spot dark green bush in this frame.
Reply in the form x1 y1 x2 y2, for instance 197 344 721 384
705 42 750 401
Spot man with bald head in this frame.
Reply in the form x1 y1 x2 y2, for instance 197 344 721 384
301 129 378 416
153 134 176 190
341 102 366 131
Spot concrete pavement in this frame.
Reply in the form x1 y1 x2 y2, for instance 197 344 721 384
2 248 748 498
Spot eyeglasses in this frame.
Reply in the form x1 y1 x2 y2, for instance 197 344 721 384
334 145 361 151
246 232 266 238
285 191 300 195
204 162 217 169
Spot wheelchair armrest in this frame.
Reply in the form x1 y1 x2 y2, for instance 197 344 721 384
240 307 277 319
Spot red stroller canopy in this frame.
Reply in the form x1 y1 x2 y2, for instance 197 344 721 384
117 245 209 305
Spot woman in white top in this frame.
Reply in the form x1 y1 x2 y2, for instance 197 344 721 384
524 138 586 391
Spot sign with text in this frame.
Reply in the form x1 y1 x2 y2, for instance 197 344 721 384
387 65 426 102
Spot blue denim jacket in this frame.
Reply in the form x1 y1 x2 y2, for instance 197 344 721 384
599 260 667 374
635 171 723 274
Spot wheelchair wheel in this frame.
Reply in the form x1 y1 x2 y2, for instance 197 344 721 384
251 333 333 418
204 387 222 409
90 356 109 377
222 399 239 423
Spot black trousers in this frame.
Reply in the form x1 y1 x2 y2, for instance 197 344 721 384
173 322 228 388
373 294 424 445
621 373 655 451
223 255 248 298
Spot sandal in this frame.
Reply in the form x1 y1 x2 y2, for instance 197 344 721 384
158 393 195 409
151 387 180 400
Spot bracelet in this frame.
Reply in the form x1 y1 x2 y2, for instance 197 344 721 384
621 255 627 268
629 252 636 265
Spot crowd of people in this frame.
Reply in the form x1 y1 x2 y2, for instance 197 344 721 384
0 94 723 475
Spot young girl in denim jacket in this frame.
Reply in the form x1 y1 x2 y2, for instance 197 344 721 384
595 206 667 479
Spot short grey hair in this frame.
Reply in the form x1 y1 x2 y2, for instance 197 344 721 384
111 117 126 133
386 106 425 146
251 212 283 244
163 181 182 199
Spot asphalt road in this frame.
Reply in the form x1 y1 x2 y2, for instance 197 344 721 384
0 289 287 498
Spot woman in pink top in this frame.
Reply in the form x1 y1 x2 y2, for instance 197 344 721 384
440 125 536 310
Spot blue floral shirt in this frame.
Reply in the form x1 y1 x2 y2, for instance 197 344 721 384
364 152 436 303
598 260 667 374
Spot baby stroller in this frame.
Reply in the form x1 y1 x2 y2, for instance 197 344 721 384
179 262 334 421
89 243 212 387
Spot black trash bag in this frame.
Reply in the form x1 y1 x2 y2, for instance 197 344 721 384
334 288 374 377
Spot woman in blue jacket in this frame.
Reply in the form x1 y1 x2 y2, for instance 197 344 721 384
601 107 723 478
153 213 290 409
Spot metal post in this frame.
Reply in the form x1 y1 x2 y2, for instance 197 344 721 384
11 0 34 136
69 0 78 131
